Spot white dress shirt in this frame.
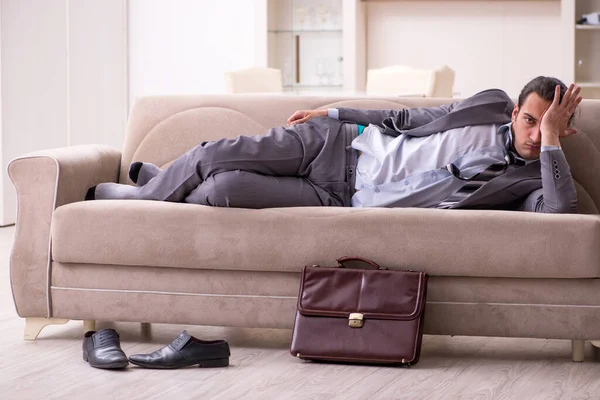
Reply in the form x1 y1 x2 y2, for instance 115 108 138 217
327 109 558 208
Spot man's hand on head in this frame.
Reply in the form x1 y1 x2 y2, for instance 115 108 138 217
540 83 582 146
286 109 328 126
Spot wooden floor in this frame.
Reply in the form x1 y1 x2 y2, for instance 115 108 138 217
1 226 600 400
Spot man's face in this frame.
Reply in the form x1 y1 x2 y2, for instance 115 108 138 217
511 93 552 160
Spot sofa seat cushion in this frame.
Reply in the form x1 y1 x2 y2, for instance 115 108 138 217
51 200 600 279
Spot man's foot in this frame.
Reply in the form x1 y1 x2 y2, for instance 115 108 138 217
91 183 140 200
129 162 161 186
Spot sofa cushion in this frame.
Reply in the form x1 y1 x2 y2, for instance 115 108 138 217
52 200 600 279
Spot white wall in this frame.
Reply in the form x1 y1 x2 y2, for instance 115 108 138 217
2 0 68 226
128 0 258 105
367 1 565 98
68 0 128 147
0 0 127 226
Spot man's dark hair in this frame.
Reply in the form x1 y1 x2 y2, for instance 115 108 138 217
517 76 575 126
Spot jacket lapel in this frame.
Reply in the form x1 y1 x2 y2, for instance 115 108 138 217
453 161 542 209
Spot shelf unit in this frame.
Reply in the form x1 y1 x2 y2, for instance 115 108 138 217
563 1 600 99
258 0 366 94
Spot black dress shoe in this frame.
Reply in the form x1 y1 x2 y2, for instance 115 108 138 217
128 330 230 369
82 329 129 369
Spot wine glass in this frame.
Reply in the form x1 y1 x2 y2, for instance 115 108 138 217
283 58 292 87
324 59 334 86
318 4 329 28
316 60 326 86
295 6 306 30
336 56 344 86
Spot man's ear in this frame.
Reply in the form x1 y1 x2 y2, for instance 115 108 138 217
511 104 519 124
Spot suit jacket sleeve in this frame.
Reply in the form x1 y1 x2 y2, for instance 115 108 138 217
337 102 458 132
518 149 577 213
336 89 513 138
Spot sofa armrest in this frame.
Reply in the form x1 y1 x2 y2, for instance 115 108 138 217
7 145 121 318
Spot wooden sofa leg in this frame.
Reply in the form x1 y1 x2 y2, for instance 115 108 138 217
572 340 585 362
591 340 600 361
83 320 96 332
24 317 69 341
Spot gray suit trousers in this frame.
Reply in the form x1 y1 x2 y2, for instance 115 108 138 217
138 117 358 208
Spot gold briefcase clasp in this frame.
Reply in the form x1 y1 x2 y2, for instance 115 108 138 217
348 313 364 328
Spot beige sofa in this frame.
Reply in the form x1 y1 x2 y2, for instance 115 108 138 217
8 94 600 362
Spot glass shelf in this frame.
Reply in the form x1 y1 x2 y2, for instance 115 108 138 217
267 0 344 90
268 29 343 33
284 84 343 89
576 82 600 88
576 24 600 30
283 84 345 95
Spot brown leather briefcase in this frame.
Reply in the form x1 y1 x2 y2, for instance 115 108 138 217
290 256 428 366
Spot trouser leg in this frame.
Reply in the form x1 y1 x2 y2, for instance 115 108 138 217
94 126 308 201
92 117 353 204
138 125 314 201
184 170 343 208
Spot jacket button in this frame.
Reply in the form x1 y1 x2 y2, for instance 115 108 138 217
553 160 559 166
555 173 561 179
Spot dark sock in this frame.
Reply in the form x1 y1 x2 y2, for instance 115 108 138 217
129 162 162 186
128 162 143 184
85 186 96 201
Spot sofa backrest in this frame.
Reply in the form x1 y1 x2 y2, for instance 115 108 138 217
121 94 600 214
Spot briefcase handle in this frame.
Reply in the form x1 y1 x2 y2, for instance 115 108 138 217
336 256 389 270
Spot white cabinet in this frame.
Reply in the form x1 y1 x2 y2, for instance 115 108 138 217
257 0 366 94
0 0 128 226
563 0 600 99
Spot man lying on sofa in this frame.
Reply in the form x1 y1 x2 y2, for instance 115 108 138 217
86 76 582 213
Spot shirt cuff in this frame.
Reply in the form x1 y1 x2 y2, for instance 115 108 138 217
328 108 339 120
541 145 561 152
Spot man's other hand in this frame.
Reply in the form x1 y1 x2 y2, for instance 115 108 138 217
540 84 582 143
286 109 328 126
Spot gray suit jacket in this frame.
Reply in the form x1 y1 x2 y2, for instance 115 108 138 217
338 89 577 213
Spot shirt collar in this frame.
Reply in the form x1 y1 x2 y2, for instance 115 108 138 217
498 122 536 165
